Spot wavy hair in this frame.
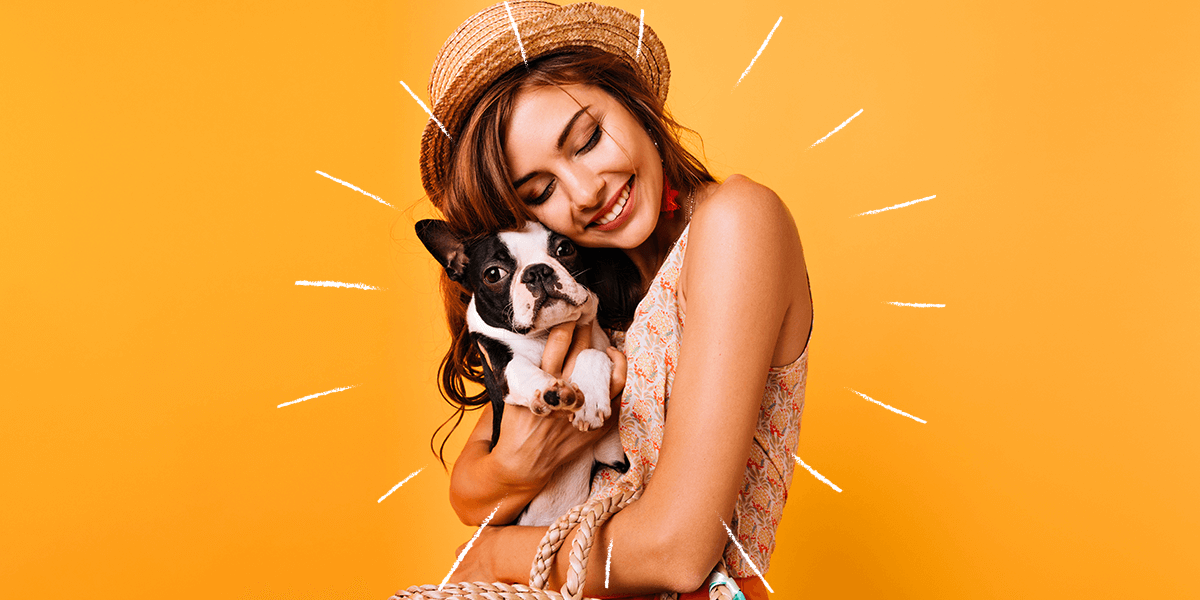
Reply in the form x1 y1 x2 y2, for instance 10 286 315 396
427 47 716 467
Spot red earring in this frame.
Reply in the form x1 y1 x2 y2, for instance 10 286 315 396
661 174 680 216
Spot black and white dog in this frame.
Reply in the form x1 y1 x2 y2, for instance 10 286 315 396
416 219 628 526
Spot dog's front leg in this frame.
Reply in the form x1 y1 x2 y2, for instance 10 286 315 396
567 346 614 431
504 355 579 417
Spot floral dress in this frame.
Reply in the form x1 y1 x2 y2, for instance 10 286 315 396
591 224 808 577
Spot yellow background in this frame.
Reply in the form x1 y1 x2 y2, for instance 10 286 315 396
2 0 1197 598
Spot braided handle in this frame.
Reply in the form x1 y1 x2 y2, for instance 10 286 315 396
528 485 643 598
391 581 563 599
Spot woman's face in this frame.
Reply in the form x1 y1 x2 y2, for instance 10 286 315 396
504 84 663 249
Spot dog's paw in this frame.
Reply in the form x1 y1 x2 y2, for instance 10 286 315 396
559 382 584 412
530 380 578 416
572 401 607 432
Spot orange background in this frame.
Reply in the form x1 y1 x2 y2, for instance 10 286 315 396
2 1 1197 598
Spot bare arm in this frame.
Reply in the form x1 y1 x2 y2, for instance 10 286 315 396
454 177 812 593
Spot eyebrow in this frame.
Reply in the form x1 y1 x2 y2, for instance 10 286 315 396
512 105 592 190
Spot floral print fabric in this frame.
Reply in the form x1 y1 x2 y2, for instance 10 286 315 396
591 224 807 576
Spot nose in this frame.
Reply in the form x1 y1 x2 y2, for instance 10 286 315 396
563 162 606 212
521 263 559 293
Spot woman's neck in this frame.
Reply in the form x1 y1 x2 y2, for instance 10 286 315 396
622 183 707 286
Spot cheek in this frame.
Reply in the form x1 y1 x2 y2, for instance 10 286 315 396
528 203 573 234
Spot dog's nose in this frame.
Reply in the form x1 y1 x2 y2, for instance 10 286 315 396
521 264 558 290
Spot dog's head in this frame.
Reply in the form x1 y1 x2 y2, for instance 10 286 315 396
416 219 593 335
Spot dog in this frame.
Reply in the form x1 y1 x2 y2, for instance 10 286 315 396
416 219 628 526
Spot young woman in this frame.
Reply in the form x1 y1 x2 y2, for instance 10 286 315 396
417 3 811 597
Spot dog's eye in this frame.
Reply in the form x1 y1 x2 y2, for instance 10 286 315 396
555 240 576 258
482 266 508 284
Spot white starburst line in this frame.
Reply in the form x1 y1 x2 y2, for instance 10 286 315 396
848 388 928 424
399 80 451 140
277 385 358 408
605 538 613 588
856 194 936 216
793 454 843 493
733 16 783 90
719 517 774 593
295 280 382 291
885 301 946 308
314 170 394 208
440 502 503 590
503 2 528 67
377 467 425 503
635 9 644 59
810 108 864 147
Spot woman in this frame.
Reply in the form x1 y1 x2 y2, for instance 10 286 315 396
417 2 811 597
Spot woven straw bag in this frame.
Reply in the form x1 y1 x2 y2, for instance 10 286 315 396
389 484 739 600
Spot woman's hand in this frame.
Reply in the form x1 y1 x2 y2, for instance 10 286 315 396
448 319 626 526
448 525 556 584
542 320 626 399
491 320 626 484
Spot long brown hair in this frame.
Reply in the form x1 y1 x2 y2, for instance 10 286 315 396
427 47 716 467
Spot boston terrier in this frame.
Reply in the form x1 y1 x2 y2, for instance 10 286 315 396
416 219 628 526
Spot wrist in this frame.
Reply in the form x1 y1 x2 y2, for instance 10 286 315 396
492 437 555 492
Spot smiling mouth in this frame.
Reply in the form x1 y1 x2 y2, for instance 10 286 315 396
589 175 634 228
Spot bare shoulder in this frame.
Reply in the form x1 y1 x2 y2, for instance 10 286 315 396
689 174 798 252
682 175 811 365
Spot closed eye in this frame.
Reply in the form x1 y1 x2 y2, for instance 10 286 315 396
524 122 601 206
577 123 602 155
528 179 556 206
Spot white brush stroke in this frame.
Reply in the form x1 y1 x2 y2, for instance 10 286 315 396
377 467 425 503
793 454 843 493
856 195 936 216
719 517 774 593
733 16 783 90
399 80 452 140
503 2 528 66
810 108 864 147
314 170 394 208
636 9 644 59
848 388 928 424
277 385 358 408
605 538 613 588
295 280 382 291
440 502 502 590
885 302 946 308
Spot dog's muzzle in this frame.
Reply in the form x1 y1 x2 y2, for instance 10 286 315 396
521 264 561 296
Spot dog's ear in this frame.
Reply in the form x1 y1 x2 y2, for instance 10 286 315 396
415 219 468 283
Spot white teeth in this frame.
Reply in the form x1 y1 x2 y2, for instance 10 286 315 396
597 184 631 226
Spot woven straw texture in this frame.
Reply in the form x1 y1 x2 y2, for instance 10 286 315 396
419 1 669 202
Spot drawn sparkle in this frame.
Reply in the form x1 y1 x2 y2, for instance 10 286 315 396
605 538 613 588
856 195 936 216
734 16 783 90
848 388 928 424
503 2 528 66
811 108 864 147
793 454 843 493
399 80 451 140
377 467 425 503
636 9 644 59
277 385 358 408
439 502 503 590
720 517 774 593
315 170 393 208
294 280 382 291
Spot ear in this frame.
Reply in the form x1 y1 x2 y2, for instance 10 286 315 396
415 219 468 283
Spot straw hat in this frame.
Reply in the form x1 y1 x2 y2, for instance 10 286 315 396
419 1 670 203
